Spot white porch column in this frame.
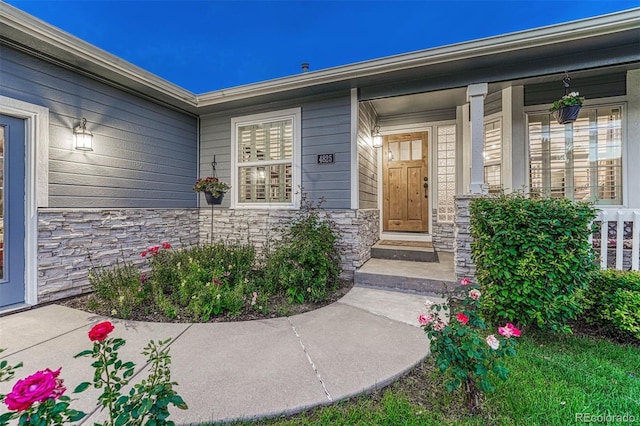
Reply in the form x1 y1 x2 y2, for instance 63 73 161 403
502 85 525 192
627 70 640 209
467 83 488 194
457 104 470 194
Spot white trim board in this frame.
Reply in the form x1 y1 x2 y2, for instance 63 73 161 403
0 95 50 306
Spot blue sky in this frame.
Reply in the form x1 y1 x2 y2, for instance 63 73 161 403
5 1 639 93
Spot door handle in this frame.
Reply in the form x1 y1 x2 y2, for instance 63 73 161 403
423 177 428 198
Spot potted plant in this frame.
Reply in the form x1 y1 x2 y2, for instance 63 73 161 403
193 176 231 205
549 91 585 124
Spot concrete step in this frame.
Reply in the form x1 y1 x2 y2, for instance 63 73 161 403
354 252 458 297
370 240 438 263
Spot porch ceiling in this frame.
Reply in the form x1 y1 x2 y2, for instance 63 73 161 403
369 88 467 117
367 62 637 119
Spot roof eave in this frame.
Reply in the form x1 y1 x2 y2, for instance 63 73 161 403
0 2 198 112
196 7 640 107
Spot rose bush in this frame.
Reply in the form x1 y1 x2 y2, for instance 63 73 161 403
75 321 187 426
1 322 186 426
419 278 520 414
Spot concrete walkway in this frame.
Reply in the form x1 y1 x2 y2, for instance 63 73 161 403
0 287 440 425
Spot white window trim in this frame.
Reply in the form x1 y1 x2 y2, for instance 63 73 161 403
230 108 302 209
524 97 628 207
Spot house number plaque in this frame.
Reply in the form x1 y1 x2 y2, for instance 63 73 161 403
317 153 335 164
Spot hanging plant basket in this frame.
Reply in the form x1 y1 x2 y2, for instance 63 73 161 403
553 104 581 125
204 191 224 205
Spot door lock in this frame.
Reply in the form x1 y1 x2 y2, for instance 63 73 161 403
423 177 428 198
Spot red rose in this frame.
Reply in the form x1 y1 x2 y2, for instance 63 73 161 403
88 321 114 341
456 313 469 325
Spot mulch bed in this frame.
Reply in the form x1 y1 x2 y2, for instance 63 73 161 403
56 279 355 323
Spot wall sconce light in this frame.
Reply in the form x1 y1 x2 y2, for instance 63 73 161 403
74 117 93 151
372 124 382 148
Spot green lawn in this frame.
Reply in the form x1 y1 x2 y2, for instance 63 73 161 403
221 332 639 426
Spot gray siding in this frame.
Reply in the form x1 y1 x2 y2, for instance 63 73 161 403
358 102 378 209
485 91 502 116
524 73 626 106
0 45 198 208
200 91 352 209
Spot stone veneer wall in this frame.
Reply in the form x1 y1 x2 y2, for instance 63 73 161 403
198 208 380 278
431 209 455 252
37 209 200 302
454 195 484 281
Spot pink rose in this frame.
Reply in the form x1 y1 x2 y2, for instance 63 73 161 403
433 322 445 331
456 313 469 325
418 314 433 326
251 292 258 306
460 278 472 285
469 289 481 300
498 323 521 338
161 242 171 249
5 368 65 411
89 321 115 341
486 334 500 350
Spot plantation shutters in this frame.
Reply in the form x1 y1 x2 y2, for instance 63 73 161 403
528 106 622 205
483 119 502 193
232 108 301 207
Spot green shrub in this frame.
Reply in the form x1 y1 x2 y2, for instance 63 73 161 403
88 252 149 319
263 199 342 303
470 193 597 333
582 269 640 340
147 242 257 320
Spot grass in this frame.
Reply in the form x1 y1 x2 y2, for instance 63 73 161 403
216 331 639 426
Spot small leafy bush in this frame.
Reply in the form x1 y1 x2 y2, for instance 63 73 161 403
470 193 597 333
582 269 640 340
88 251 149 319
148 242 257 320
262 199 342 303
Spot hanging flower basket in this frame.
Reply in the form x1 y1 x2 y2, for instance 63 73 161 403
553 105 582 125
204 191 224 205
549 91 584 125
193 176 230 205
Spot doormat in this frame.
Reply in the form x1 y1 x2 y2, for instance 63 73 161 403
378 240 433 248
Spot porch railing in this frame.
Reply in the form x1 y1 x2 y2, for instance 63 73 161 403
589 209 640 271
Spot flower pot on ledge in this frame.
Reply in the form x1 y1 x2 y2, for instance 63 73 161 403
204 191 224 205
553 105 581 125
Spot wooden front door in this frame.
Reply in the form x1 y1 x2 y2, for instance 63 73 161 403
383 132 428 232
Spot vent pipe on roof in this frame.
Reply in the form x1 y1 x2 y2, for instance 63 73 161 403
301 62 309 73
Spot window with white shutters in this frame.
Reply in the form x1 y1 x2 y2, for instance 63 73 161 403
231 109 301 208
528 106 622 205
